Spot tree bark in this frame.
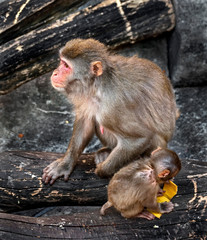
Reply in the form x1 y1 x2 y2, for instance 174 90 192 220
0 151 108 212
0 205 206 239
0 151 207 213
0 0 175 94
0 151 206 238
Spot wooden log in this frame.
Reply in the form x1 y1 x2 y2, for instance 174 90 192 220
0 207 206 239
0 152 206 238
0 0 175 94
0 0 81 44
0 151 207 217
0 151 108 212
0 178 207 240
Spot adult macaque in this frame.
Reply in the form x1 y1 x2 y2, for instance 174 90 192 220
42 38 178 185
100 148 181 219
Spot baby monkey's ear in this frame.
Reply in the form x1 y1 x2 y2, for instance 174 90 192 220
151 147 162 156
158 169 170 179
91 61 103 76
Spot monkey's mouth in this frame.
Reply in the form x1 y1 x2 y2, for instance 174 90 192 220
51 78 66 88
53 83 64 88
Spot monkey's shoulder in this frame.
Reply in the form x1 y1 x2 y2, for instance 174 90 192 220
112 54 164 73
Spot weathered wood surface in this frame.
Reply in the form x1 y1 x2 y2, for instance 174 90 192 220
0 151 108 212
0 0 77 44
0 151 207 238
0 204 206 240
0 0 175 94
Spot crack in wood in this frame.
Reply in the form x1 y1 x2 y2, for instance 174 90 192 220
14 0 31 25
197 195 207 217
189 179 197 205
115 0 134 43
187 174 207 217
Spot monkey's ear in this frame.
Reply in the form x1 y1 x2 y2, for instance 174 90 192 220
91 61 103 76
158 169 170 178
151 147 162 156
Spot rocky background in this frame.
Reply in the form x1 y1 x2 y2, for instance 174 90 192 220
0 0 206 163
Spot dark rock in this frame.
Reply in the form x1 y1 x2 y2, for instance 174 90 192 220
0 73 101 153
0 73 74 153
169 87 207 161
0 72 206 162
169 0 207 87
118 35 169 75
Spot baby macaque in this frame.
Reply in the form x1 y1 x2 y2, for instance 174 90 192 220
100 148 181 220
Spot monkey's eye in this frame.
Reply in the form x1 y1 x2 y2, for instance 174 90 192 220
61 60 70 69
64 62 69 68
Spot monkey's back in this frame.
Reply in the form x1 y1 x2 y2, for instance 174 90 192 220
107 160 158 213
102 55 177 141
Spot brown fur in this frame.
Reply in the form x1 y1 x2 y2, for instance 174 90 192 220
100 148 181 219
42 38 178 185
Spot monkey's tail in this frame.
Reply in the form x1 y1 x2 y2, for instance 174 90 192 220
100 201 113 216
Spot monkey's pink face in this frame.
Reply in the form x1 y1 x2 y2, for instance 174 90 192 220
51 58 73 89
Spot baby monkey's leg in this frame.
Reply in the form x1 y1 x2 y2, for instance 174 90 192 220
136 210 156 220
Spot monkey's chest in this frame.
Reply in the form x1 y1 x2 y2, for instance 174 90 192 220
95 121 117 148
76 99 100 120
